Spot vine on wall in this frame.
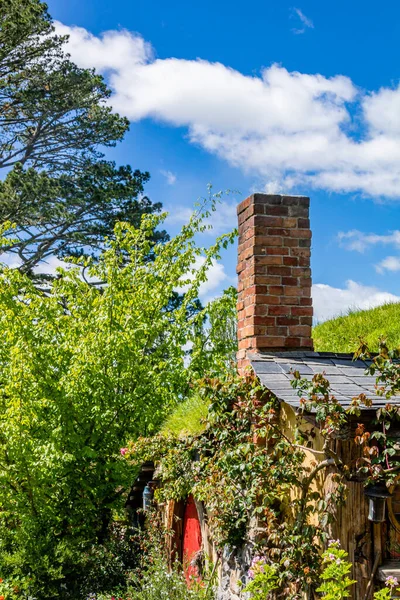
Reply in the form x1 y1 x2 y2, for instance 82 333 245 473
125 341 400 598
126 373 345 596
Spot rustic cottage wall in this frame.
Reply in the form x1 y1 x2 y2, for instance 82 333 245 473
280 402 373 600
206 403 373 600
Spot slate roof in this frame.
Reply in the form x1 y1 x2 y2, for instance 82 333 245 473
250 351 400 411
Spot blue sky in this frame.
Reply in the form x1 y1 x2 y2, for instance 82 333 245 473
47 0 400 321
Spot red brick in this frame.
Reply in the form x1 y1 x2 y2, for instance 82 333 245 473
268 306 290 316
284 337 302 347
252 235 283 247
267 205 289 216
284 286 302 297
253 275 282 285
253 304 269 316
237 195 252 214
253 215 284 227
290 325 312 337
288 205 308 217
268 285 284 296
282 217 298 228
283 256 298 266
254 336 286 347
254 294 281 305
300 316 313 326
291 267 311 278
300 286 312 296
291 228 312 239
281 296 300 305
266 326 288 336
290 247 311 258
254 255 283 265
282 277 298 286
238 338 251 350
299 256 310 267
277 317 300 326
269 266 292 276
300 297 313 306
267 228 291 237
283 238 299 247
291 306 313 316
253 316 276 326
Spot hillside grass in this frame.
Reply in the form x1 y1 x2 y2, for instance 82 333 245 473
161 393 210 437
163 303 400 436
313 302 400 353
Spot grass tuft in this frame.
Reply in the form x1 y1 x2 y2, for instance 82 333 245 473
161 394 210 437
313 302 400 353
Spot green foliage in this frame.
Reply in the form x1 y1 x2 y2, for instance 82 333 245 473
0 0 128 172
0 199 235 597
0 0 165 278
243 557 278 599
161 393 210 437
128 373 345 596
126 554 207 600
374 589 392 600
313 303 400 353
0 162 166 278
90 510 214 600
190 286 238 378
294 338 400 486
316 541 356 600
373 577 400 600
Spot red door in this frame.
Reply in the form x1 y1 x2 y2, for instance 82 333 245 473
182 495 202 584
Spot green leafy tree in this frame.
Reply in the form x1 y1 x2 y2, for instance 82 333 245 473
190 285 237 377
0 0 127 171
0 0 165 277
0 162 168 278
0 200 236 598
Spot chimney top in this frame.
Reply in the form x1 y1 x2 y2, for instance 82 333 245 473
236 193 313 375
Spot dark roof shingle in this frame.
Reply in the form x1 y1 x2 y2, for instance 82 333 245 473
250 351 399 411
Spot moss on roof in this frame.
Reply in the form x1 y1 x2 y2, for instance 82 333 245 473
313 302 400 353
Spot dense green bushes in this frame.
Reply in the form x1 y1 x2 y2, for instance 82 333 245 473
0 202 236 597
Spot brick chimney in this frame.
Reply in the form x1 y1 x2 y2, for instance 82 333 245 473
237 194 313 374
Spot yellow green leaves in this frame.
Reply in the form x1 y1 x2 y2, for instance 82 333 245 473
0 194 236 595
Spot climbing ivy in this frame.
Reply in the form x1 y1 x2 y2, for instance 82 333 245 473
127 373 346 597
127 340 400 598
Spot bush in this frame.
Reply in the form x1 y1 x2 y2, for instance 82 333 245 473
126 553 207 600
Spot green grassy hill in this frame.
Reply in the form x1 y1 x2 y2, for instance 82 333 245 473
161 393 210 437
313 302 400 353
163 303 400 436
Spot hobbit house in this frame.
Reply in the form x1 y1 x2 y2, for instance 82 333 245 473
132 193 400 600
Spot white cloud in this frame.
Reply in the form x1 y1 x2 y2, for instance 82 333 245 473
375 256 400 274
291 8 314 34
0 253 69 274
55 22 152 71
56 21 400 200
160 169 177 185
312 280 400 322
198 259 231 299
166 200 237 236
176 256 233 303
338 229 400 252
